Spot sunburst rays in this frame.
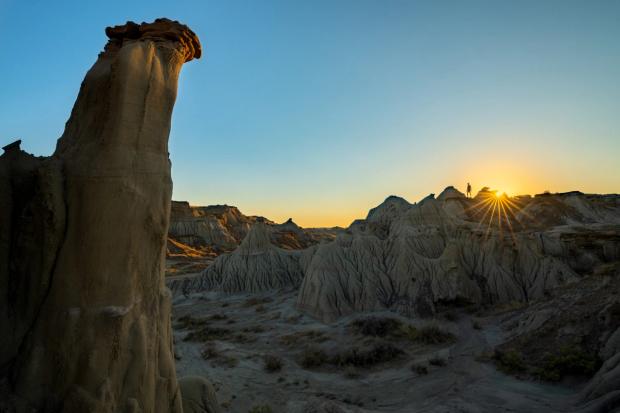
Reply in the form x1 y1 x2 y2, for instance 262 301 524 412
467 190 522 241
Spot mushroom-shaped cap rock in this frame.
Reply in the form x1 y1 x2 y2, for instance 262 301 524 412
105 18 202 62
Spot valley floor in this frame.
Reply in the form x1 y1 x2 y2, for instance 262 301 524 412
172 291 582 413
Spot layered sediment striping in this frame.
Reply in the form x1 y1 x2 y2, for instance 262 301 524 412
167 201 340 258
297 189 620 322
0 18 201 412
170 222 306 295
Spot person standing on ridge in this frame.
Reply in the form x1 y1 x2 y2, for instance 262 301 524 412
466 182 472 198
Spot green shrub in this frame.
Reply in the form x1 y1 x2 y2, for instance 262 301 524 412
176 315 207 329
300 347 329 368
331 342 403 368
396 324 455 344
200 344 218 360
221 355 238 368
263 355 283 373
534 345 600 381
279 330 326 346
232 333 257 343
495 349 526 373
244 297 273 307
344 365 360 379
350 316 402 337
243 325 266 333
208 313 228 321
429 356 447 366
249 404 273 413
396 324 419 341
443 310 459 321
412 363 428 375
183 325 233 342
300 342 403 370
351 317 455 345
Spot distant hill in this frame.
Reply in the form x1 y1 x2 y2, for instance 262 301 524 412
166 201 342 276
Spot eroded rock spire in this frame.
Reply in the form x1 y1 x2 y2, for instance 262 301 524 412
0 18 201 412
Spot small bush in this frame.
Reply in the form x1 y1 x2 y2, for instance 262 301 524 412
301 341 404 370
300 347 329 368
412 363 428 375
176 315 207 329
286 314 303 323
244 297 273 307
183 325 233 342
395 324 418 341
344 365 360 379
429 356 447 367
331 342 403 368
413 325 455 345
472 319 482 330
366 321 455 345
243 325 266 333
248 404 273 413
495 349 526 373
534 346 600 382
233 333 257 343
350 316 402 337
263 355 283 373
279 330 326 346
443 310 459 321
221 355 238 368
201 344 218 360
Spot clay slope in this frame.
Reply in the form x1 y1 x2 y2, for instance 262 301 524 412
170 221 305 295
493 261 620 410
167 201 342 262
297 187 620 323
0 19 201 412
169 201 262 254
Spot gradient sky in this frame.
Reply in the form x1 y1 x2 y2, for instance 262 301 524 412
1 1 619 227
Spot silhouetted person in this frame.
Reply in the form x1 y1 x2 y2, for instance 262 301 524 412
466 182 472 198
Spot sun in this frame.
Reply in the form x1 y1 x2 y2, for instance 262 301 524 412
466 188 521 240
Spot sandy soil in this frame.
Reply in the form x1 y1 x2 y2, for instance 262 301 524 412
173 291 580 413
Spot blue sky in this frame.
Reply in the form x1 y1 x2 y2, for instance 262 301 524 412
1 0 619 226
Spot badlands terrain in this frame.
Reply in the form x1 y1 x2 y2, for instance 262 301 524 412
0 15 618 413
167 187 620 412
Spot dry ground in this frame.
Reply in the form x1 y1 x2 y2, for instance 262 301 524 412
172 290 582 413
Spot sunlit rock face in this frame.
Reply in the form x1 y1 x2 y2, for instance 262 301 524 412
167 201 339 260
0 18 200 412
169 202 258 254
296 188 620 322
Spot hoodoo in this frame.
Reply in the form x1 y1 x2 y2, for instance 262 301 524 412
171 221 306 295
0 19 200 412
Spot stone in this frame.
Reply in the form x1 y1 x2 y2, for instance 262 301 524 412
179 376 221 413
0 18 200 412
297 191 620 322
171 222 305 295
